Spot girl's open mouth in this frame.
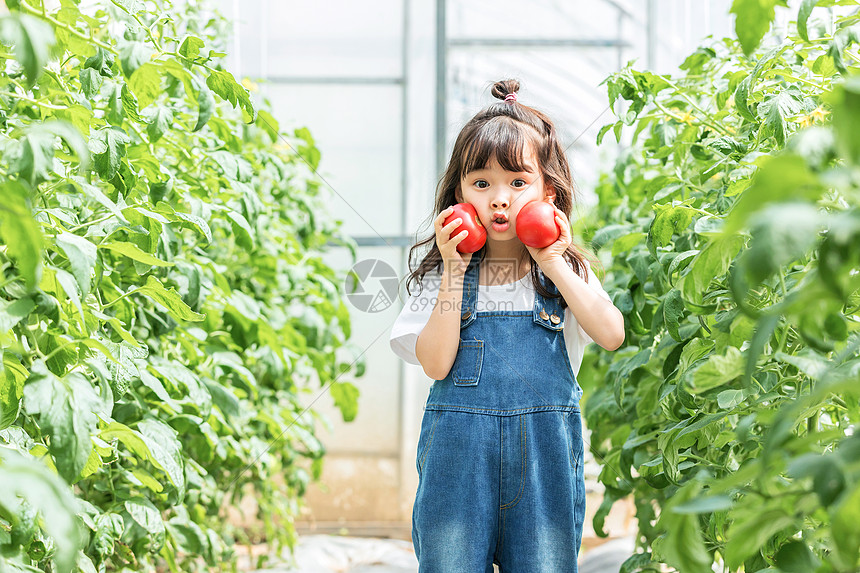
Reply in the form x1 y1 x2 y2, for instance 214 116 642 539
491 214 509 232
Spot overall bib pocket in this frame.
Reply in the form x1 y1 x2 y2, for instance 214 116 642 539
451 339 484 386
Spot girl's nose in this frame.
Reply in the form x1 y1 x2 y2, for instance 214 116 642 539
491 199 509 209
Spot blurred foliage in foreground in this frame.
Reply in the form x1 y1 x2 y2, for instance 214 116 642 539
578 1 860 571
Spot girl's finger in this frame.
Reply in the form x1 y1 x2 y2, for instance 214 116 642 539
442 218 463 234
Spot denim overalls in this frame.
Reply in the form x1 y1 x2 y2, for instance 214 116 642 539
412 256 586 572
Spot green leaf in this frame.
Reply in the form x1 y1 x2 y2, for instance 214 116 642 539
650 202 697 247
70 176 128 222
83 47 114 76
739 203 822 285
88 126 131 181
135 275 205 322
725 507 796 568
128 62 162 110
0 13 55 87
775 540 820 572
7 128 55 186
138 418 185 498
663 288 685 342
52 267 85 327
597 123 614 146
56 104 95 136
120 82 143 122
758 86 808 146
830 483 860 569
56 232 96 297
119 40 152 77
797 0 819 41
611 232 645 256
733 45 785 122
178 36 205 60
112 0 146 14
689 347 745 394
0 448 81 573
1 354 27 430
773 350 829 381
671 494 733 514
79 67 104 99
724 153 822 234
330 381 359 422
255 109 280 142
22 366 100 483
100 241 174 267
194 79 215 131
206 69 255 119
717 389 745 409
124 497 165 534
678 234 745 308
227 209 255 250
656 481 713 572
0 297 35 332
100 420 152 460
812 53 837 76
824 76 860 165
731 0 779 56
0 180 43 289
8 121 89 186
145 105 173 142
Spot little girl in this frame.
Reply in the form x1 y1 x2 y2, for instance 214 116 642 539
390 79 625 572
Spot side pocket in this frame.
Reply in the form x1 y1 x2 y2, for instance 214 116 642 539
451 339 484 386
565 411 584 469
416 410 441 478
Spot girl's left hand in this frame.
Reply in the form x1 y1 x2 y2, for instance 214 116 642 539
524 206 571 273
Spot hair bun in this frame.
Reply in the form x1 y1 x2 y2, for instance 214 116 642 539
491 79 520 101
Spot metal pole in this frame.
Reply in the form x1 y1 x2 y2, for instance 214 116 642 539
435 0 447 177
647 0 657 70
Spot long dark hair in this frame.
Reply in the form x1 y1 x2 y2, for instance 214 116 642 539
404 79 602 309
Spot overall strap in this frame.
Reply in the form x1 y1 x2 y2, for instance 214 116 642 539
532 268 566 332
459 255 481 330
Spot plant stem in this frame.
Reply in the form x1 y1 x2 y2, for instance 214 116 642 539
763 69 824 89
660 78 734 136
68 213 116 233
1 91 65 110
653 98 733 137
102 289 137 309
19 0 117 54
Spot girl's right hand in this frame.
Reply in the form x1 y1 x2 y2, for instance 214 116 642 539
435 206 473 278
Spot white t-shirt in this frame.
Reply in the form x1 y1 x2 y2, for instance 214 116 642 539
389 263 612 378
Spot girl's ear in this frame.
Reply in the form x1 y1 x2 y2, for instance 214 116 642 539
454 185 462 204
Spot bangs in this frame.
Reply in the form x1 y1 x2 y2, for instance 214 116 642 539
459 117 539 178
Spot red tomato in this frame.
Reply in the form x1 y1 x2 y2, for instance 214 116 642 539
443 203 487 253
516 200 560 248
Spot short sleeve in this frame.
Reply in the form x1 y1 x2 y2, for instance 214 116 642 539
389 271 442 365
575 264 612 345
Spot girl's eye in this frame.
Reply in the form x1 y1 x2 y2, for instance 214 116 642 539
513 179 527 188
475 180 489 189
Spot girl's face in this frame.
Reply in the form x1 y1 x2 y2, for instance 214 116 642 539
456 144 554 242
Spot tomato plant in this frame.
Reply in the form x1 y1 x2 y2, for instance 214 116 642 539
578 1 860 571
0 1 363 572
